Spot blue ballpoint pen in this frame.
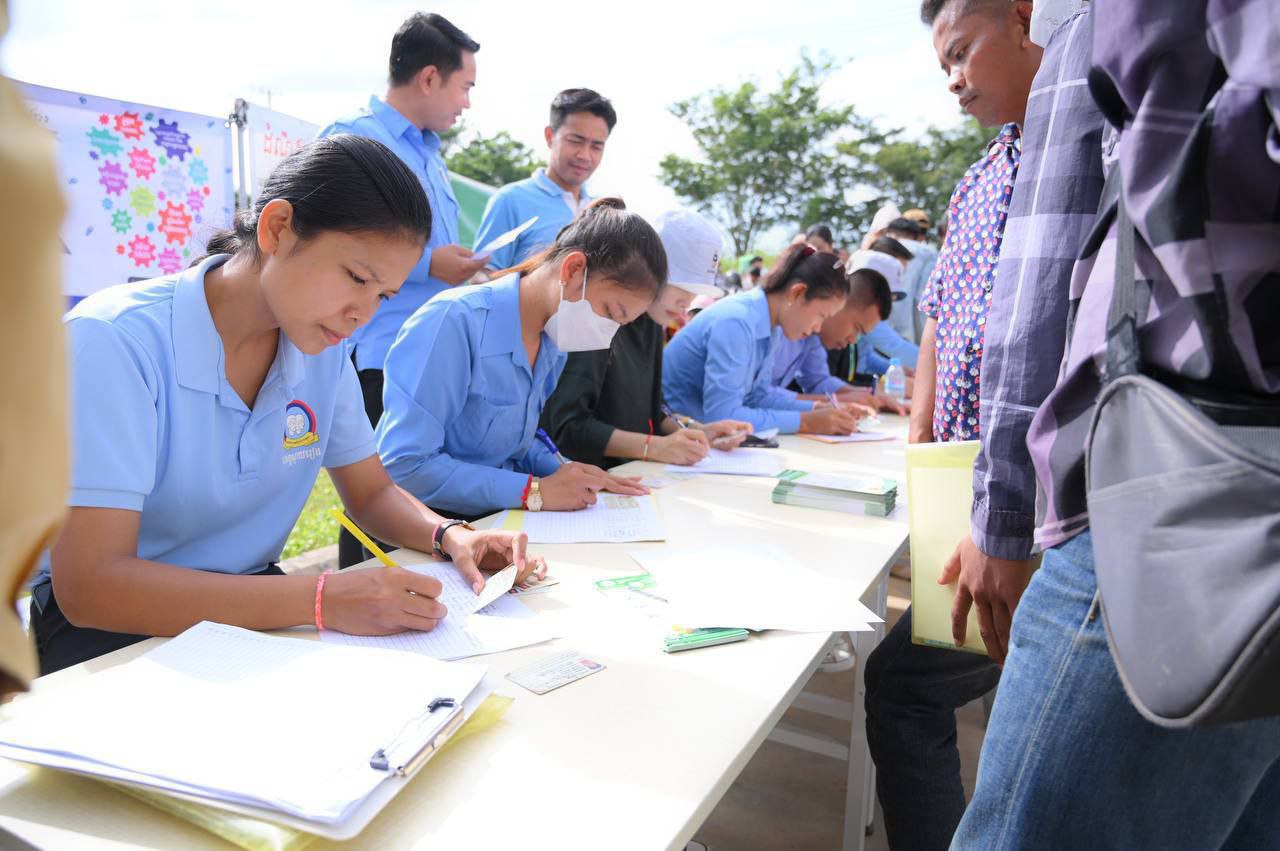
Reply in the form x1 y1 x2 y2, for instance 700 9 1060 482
534 428 571 464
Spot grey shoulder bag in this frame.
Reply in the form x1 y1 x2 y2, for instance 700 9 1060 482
1085 191 1280 728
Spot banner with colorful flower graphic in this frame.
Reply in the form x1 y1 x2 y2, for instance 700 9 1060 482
18 81 234 297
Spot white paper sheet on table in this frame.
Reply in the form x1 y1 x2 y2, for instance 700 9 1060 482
472 215 538 262
669 447 785 477
321 596 553 661
631 544 882 632
494 493 666 543
0 622 487 828
801 431 896 444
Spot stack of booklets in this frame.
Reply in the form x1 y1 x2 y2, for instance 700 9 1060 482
0 622 491 839
771 469 898 516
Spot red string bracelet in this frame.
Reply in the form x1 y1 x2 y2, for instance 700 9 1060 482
314 569 333 631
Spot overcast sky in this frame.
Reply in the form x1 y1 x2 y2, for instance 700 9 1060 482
2 0 967 251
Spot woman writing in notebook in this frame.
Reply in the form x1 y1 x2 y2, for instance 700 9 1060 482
661 243 868 436
34 135 545 674
539 208 751 469
376 197 658 519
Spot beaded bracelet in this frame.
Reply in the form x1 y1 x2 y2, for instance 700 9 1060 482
314 569 334 631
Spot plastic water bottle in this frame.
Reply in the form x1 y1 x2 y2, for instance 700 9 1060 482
885 358 906 403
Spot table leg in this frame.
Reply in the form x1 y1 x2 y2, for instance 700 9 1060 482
843 570 890 851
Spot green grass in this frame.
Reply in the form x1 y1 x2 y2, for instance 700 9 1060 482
281 470 343 560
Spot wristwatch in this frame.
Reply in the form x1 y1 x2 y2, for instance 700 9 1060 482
432 519 474 559
526 477 543 512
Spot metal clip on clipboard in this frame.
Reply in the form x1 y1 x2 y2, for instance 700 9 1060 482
369 697 465 776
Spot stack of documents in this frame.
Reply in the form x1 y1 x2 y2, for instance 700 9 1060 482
0 622 490 838
771 469 898 516
632 545 882 633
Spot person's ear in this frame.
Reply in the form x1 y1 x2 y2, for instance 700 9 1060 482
1013 0 1034 43
256 199 294 257
558 251 588 294
417 64 441 96
544 126 555 148
788 282 808 304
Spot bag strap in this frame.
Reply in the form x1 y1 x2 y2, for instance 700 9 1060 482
1102 175 1140 384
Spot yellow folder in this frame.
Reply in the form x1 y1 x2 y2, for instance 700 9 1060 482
906 441 987 654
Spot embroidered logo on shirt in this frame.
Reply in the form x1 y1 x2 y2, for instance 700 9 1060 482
283 399 319 449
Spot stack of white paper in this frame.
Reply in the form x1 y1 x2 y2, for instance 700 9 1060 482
632 545 882 633
670 448 785 477
0 622 487 833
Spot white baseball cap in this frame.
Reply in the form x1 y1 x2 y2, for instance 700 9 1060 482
847 249 904 294
868 203 903 236
652 208 726 300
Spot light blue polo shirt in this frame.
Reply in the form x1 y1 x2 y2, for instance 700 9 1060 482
662 288 814 434
319 96 460 371
44 254 375 580
472 168 590 270
377 272 564 516
771 334 849 397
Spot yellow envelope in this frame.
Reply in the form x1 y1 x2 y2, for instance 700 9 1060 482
906 441 987 654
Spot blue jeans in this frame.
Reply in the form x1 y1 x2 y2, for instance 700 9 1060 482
865 607 1001 850
953 530 1280 849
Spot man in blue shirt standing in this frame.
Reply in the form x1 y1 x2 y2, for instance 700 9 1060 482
319 12 486 426
473 88 616 271
320 12 486 568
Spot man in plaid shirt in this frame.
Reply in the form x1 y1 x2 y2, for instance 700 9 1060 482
864 2 1098 848
953 0 1280 846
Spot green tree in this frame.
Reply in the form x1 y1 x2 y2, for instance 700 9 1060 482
659 55 861 257
446 130 545 188
859 119 991 232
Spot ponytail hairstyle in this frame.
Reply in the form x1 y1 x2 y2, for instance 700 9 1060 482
763 243 850 302
502 197 667 297
199 133 431 263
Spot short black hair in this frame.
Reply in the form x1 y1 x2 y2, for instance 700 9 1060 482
886 217 926 240
389 13 479 86
805 224 835 245
920 0 1009 26
749 255 764 264
550 88 617 132
870 235 914 263
848 269 893 321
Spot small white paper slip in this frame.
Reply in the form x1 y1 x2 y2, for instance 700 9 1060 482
472 215 538 262
404 562 517 615
505 649 605 695
755 427 780 440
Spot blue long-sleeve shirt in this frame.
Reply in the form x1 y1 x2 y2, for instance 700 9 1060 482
855 321 921 375
662 288 813 434
771 334 849 396
376 273 564 515
319 96 460 371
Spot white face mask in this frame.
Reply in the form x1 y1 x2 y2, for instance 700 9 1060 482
543 263 621 352
1030 0 1087 47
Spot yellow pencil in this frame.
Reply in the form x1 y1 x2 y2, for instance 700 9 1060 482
329 509 398 568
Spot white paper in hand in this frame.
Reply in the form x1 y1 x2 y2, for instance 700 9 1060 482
473 216 539 262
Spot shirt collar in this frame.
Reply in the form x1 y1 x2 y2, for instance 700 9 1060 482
531 167 587 205
480 273 563 370
368 95 437 151
173 254 230 394
745 287 773 342
481 272 526 357
993 122 1022 153
173 254 306 397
